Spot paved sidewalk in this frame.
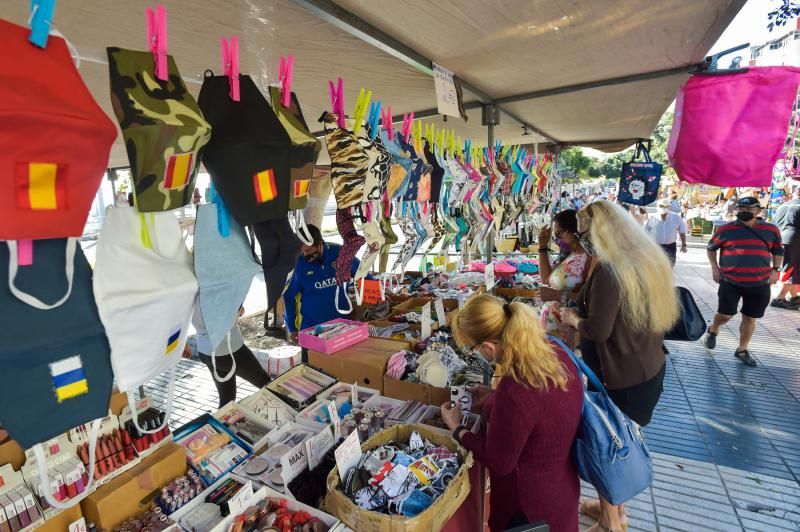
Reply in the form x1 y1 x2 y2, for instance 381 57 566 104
147 239 800 531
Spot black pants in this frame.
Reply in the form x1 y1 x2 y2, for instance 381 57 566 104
661 242 677 266
199 345 271 408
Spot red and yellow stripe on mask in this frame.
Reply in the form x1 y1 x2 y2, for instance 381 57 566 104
16 162 67 210
253 169 277 204
294 179 310 198
164 153 194 189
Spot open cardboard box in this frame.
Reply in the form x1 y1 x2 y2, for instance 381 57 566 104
309 341 397 394
214 402 276 454
239 388 298 427
417 406 481 436
266 364 337 411
382 377 451 406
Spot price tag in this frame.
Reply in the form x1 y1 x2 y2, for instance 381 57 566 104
433 62 461 118
226 480 254 516
328 399 341 441
306 427 336 470
335 430 363 481
68 518 88 532
421 302 432 340
434 299 446 328
485 263 495 291
351 382 359 406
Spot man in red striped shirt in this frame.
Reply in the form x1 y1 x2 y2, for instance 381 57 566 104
703 197 783 367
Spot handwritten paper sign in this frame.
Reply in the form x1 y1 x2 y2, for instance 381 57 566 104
227 480 254 516
433 62 460 118
434 299 446 329
357 279 383 305
421 302 432 340
335 431 363 481
327 400 341 441
306 427 335 470
485 263 495 291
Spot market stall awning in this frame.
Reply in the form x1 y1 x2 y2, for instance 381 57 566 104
1 0 745 166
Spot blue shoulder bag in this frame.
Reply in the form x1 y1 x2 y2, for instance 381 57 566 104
549 336 654 504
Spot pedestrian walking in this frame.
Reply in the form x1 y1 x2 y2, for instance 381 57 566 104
771 187 800 310
703 197 784 367
644 199 688 266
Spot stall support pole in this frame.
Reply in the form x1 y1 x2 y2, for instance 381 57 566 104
485 111 496 264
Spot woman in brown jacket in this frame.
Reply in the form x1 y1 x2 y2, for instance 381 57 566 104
559 200 679 532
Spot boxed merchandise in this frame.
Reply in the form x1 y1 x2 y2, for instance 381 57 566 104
173 415 253 485
318 382 380 408
308 347 391 393
368 320 421 345
239 388 298 426
22 434 92 517
325 424 473 531
214 402 275 452
266 364 337 411
209 485 340 532
298 319 369 355
0 464 45 531
382 377 451 406
118 396 173 460
79 443 187 532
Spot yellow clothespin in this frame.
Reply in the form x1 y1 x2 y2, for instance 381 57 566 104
352 88 371 134
413 120 422 147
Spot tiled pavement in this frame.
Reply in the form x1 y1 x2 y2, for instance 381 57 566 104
145 239 800 531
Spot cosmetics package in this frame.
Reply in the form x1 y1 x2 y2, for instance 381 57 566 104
265 365 336 411
204 477 246 517
114 505 174 532
214 403 274 452
215 486 337 532
173 415 253 486
22 435 93 515
0 465 44 531
74 427 136 483
153 471 205 515
238 388 297 428
121 408 171 457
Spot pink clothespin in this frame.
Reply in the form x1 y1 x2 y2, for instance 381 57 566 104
145 5 168 82
220 36 240 101
401 112 414 143
328 78 345 128
279 55 294 107
381 106 394 140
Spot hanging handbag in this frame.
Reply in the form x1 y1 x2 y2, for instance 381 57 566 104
0 239 113 508
669 66 800 187
617 142 662 206
107 47 211 212
197 73 292 226
0 20 116 240
549 336 654 505
194 202 261 381
665 286 706 341
94 206 197 433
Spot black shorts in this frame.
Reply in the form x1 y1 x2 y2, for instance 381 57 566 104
781 243 800 284
717 281 771 319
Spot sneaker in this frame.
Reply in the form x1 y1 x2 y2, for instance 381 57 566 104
770 298 800 310
735 349 758 367
703 331 717 350
789 296 800 303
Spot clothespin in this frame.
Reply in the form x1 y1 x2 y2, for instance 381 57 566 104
28 0 56 48
381 106 394 140
413 120 422 147
146 5 168 82
328 78 345 128
279 54 294 107
220 36 240 102
400 112 414 143
352 88 371 134
368 100 381 139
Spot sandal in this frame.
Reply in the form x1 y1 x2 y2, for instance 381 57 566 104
734 349 758 367
580 499 629 530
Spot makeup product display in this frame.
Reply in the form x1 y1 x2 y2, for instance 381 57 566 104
338 430 463 517
153 471 205 514
239 389 296 428
216 405 272 448
266 365 336 411
174 418 253 485
113 505 174 532
0 467 44 532
178 502 223 532
204 477 246 517
76 428 135 481
122 408 171 455
227 496 329 532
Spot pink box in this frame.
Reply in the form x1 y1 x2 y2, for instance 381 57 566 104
298 319 369 354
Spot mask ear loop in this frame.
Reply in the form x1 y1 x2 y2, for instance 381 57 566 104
354 277 366 306
336 281 354 314
211 331 237 382
33 419 101 509
295 211 314 246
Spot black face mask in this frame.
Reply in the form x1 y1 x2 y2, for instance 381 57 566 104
736 211 755 222
576 230 595 256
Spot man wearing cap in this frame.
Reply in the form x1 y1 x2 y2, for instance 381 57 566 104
771 187 800 310
704 197 784 367
644 199 688 266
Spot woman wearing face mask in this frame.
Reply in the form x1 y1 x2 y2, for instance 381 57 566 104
440 294 582 531
558 200 679 532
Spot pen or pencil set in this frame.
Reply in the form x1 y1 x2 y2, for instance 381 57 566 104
205 478 245 517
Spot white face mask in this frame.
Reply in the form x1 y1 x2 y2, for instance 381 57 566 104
658 208 669 215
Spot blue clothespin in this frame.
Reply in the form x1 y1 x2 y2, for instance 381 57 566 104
209 183 231 238
29 0 56 48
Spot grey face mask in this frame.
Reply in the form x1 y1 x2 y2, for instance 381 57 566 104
576 230 595 256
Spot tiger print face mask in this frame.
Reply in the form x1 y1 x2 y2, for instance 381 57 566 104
321 113 369 210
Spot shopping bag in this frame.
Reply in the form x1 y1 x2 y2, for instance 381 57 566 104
617 143 661 206
193 202 261 381
198 73 291 226
107 47 211 212
0 20 116 240
669 66 800 187
665 286 706 341
94 206 197 433
0 239 112 508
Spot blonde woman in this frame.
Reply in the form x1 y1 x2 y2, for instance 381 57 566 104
559 200 679 532
440 294 582 531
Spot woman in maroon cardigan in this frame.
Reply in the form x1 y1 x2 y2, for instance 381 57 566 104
440 294 583 531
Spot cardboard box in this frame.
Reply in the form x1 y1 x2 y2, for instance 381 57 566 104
267 364 337 411
298 319 369 354
80 443 187 532
38 504 83 532
368 320 421 345
309 348 392 393
382 377 451 406
324 424 472 532
493 287 539 300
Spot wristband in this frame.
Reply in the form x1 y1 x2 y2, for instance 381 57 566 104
538 248 549 253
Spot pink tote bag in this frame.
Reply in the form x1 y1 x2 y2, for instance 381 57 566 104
668 66 800 187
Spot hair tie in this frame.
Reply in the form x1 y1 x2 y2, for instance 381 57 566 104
503 303 512 317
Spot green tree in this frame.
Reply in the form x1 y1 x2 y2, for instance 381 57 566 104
561 147 592 178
